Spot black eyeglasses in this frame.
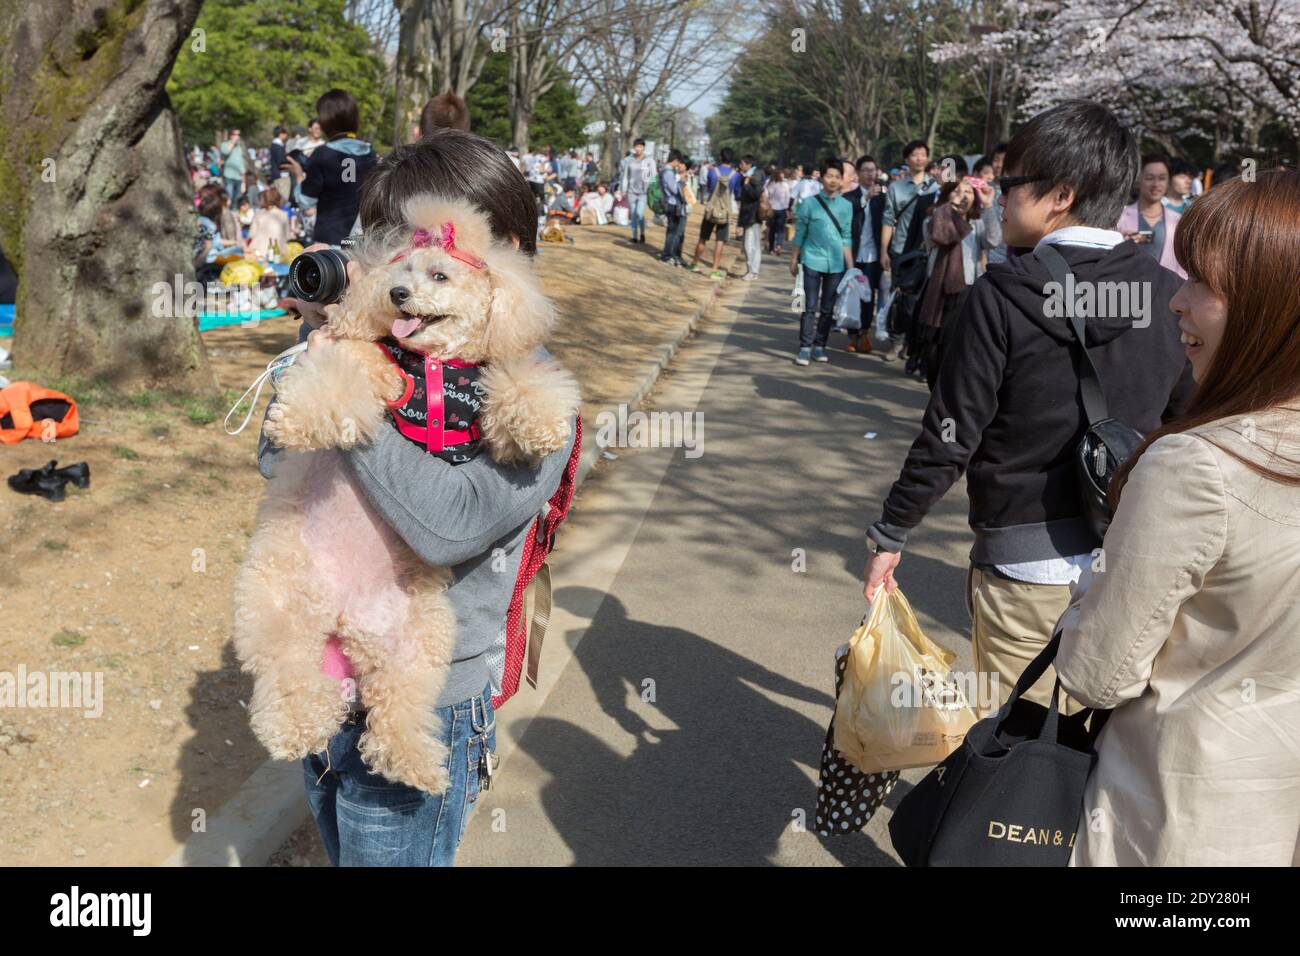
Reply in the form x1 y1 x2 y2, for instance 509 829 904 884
997 174 1050 194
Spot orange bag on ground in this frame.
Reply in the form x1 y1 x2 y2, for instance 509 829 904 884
0 381 79 444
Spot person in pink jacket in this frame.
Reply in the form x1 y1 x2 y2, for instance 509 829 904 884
1116 153 1185 277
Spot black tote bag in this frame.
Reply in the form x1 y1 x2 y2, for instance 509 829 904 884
888 632 1107 866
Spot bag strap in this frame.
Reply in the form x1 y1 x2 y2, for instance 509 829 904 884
1036 243 1109 426
813 192 835 222
525 561 552 689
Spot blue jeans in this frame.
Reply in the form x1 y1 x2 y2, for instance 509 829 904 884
629 195 647 239
303 684 497 867
799 265 844 350
224 177 243 202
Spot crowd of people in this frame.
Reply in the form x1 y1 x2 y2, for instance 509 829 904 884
185 78 1299 869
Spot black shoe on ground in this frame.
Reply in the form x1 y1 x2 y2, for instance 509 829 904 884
56 462 91 488
8 469 69 502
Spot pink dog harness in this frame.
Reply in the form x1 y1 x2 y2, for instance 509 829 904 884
377 339 485 463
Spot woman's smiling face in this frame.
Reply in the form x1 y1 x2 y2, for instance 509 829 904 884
1170 276 1229 382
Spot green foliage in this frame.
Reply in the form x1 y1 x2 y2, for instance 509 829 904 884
168 0 386 145
468 50 588 150
708 52 835 168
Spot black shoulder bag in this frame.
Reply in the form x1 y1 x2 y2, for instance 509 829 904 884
1035 243 1144 540
890 191 930 293
888 632 1108 866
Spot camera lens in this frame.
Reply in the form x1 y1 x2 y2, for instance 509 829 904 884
287 249 350 304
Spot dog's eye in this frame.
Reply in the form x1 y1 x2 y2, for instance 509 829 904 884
431 271 448 282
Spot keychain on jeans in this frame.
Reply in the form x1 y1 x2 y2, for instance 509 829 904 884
479 742 499 790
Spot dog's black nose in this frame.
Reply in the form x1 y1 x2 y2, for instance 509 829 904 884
389 286 411 306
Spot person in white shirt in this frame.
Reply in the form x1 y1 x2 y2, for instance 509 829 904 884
765 168 792 253
619 138 657 244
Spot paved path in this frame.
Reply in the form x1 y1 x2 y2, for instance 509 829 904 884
457 257 975 866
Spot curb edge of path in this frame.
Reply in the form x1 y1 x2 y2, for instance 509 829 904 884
162 271 732 867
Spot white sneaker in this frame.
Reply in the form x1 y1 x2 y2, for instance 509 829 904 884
742 273 758 281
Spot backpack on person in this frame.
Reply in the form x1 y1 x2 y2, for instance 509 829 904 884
491 419 584 708
704 170 736 224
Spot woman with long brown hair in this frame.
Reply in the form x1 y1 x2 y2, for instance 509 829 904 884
1056 171 1300 866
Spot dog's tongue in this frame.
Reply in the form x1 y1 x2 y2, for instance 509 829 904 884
391 316 423 339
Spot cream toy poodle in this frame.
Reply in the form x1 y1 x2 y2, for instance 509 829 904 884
234 196 579 794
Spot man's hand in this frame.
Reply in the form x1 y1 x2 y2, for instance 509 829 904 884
880 248 891 272
281 156 305 182
790 257 799 277
863 549 902 602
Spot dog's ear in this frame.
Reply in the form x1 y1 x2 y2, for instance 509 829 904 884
480 244 555 359
400 194 493 261
323 264 390 341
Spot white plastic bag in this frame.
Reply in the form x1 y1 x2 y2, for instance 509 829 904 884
833 589 977 774
833 268 865 331
790 272 805 314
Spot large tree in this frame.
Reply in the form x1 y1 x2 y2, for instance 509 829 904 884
0 0 215 393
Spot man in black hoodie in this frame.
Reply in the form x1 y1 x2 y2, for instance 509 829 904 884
862 101 1195 710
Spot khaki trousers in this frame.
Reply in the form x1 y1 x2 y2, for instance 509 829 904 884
966 566 1084 717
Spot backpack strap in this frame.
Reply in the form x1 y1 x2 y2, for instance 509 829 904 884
1035 243 1110 426
525 561 552 689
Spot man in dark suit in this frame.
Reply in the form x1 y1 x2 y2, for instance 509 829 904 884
840 155 887 353
268 125 291 200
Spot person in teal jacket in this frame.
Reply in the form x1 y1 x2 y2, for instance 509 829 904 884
789 157 853 365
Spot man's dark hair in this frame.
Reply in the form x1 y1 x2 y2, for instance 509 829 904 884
992 142 1009 158
419 91 471 136
974 155 994 175
634 137 646 147
1211 161 1240 187
316 89 360 139
1140 152 1171 178
821 156 843 177
359 128 539 255
902 139 929 160
855 154 876 171
1003 100 1138 227
668 148 684 164
274 126 287 138
740 154 755 166
718 147 734 165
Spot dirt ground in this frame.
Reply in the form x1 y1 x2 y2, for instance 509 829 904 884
0 219 730 866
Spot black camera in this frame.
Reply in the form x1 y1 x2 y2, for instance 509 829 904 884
287 238 356 304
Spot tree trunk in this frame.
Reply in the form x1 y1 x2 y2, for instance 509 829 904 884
0 0 214 394
395 0 434 145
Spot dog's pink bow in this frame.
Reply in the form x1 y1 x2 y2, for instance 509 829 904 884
390 221 486 269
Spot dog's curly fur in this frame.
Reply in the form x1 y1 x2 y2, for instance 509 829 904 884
235 196 579 793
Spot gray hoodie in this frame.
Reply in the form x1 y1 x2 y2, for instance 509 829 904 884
257 323 573 707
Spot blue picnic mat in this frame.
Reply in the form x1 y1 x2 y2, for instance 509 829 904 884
198 308 288 331
0 303 13 337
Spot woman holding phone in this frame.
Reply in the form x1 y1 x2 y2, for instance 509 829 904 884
1116 153 1185 277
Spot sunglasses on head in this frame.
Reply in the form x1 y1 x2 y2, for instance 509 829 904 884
997 174 1050 194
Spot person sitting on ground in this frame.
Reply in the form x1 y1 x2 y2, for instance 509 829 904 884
194 189 243 284
1057 170 1300 866
248 187 291 260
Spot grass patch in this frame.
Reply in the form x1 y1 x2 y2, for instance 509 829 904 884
51 630 87 648
112 445 139 460
41 539 68 552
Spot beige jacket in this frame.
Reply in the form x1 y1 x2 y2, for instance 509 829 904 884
1057 409 1300 866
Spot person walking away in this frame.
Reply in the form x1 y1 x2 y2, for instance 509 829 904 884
1057 171 1300 866
690 147 741 278
220 129 247 202
862 101 1196 713
766 168 791 254
842 155 886 353
914 176 1001 386
658 149 689 266
878 140 938 361
789 157 853 366
1117 153 1186 277
280 90 377 246
737 155 766 279
620 138 657 244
